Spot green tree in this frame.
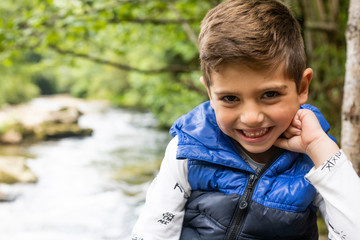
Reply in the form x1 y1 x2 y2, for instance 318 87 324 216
0 0 216 126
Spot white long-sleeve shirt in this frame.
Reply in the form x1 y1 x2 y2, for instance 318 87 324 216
307 150 360 240
132 137 360 240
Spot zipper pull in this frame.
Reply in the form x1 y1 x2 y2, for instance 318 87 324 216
239 174 257 210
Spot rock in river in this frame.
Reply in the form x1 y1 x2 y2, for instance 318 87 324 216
0 95 94 144
0 156 37 184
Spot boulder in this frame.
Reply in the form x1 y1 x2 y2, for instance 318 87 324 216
0 156 38 184
45 106 82 124
37 123 93 140
0 96 94 144
0 128 23 144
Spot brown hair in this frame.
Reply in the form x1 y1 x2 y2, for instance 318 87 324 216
199 0 306 90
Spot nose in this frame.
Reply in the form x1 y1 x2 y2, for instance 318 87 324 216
239 102 264 127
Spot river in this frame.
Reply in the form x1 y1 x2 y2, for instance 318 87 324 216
0 99 171 240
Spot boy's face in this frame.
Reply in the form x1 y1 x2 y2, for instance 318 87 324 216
204 63 312 162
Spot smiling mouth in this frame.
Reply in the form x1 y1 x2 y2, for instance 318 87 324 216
241 128 270 138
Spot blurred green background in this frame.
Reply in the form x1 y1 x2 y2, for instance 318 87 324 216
0 0 349 140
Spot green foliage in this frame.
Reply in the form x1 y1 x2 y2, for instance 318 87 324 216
122 71 207 126
0 0 215 127
305 0 349 141
50 57 129 100
308 43 346 141
0 51 40 106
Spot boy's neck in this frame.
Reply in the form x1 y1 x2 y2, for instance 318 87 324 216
232 139 283 164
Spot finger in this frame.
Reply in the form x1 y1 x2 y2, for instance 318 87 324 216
282 130 293 139
292 117 302 129
282 126 301 139
287 125 302 136
274 138 291 151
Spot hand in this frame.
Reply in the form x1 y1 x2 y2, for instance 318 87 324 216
274 109 323 153
274 109 340 168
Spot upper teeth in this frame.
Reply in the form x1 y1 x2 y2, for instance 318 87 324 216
242 128 269 137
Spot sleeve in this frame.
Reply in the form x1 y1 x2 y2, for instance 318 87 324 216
305 150 360 240
131 136 191 240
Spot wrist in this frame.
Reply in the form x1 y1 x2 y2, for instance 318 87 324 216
306 134 340 168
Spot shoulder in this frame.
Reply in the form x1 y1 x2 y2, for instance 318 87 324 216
164 136 179 157
161 136 191 194
170 101 217 138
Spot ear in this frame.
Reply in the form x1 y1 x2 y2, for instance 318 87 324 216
199 76 207 88
298 68 313 105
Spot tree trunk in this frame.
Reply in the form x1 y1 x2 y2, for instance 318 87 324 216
342 0 360 175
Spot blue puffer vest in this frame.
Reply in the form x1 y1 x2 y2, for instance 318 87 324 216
170 102 333 240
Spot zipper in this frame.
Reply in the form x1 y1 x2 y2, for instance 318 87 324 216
224 150 282 240
238 174 257 210
224 174 258 240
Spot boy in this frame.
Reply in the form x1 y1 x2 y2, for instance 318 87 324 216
132 0 360 239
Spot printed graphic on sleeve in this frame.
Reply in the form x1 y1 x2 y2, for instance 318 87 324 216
132 237 144 240
321 151 342 172
158 212 175 225
174 182 189 198
328 220 347 240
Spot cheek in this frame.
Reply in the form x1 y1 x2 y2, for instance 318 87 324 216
214 108 237 130
270 105 299 129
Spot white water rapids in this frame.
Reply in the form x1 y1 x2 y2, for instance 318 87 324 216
0 99 170 240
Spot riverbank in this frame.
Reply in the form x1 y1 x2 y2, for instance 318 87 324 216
0 95 110 196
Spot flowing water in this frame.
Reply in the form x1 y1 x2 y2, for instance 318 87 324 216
0 99 171 240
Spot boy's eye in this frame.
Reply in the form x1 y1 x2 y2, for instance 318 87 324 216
222 95 238 102
263 91 279 99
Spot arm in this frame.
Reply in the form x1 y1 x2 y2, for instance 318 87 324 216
275 109 360 240
308 151 360 240
131 137 191 240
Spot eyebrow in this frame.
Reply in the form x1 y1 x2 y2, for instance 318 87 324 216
261 84 289 92
213 84 289 95
213 90 238 96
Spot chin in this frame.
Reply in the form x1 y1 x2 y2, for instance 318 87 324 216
242 144 274 154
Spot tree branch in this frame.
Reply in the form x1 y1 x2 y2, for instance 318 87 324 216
305 21 337 32
177 78 207 95
168 3 199 48
49 45 199 74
